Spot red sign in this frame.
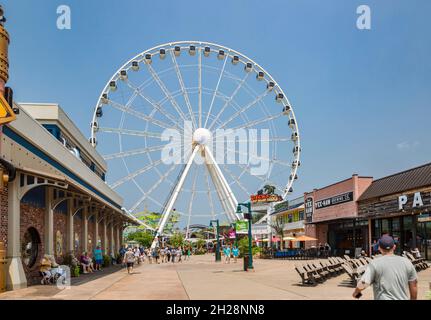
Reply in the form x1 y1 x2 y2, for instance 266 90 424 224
250 194 282 203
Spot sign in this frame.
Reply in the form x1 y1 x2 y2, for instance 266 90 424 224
250 194 282 203
235 220 249 234
305 197 313 223
398 192 430 210
418 213 431 223
228 230 236 239
315 192 354 209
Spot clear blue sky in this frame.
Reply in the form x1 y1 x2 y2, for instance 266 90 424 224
4 0 431 203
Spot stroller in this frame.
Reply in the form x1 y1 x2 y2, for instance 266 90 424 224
40 255 67 285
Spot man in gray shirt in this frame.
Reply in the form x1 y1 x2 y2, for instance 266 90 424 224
352 235 418 300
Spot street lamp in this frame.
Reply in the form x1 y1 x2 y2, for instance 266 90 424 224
209 219 221 262
236 202 253 270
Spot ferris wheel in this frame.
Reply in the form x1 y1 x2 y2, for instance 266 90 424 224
90 41 301 247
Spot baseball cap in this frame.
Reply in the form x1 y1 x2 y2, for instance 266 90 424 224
378 235 395 250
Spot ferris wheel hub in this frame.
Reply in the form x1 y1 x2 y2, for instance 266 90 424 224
192 128 212 145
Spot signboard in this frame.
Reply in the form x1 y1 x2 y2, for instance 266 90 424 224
315 192 354 209
235 220 249 234
250 194 282 203
418 213 431 223
305 197 313 223
228 230 236 239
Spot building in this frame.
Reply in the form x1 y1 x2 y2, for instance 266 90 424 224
0 102 140 290
270 196 305 249
304 174 373 256
357 162 431 259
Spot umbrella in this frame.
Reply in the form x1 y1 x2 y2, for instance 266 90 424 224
294 235 318 241
282 236 296 241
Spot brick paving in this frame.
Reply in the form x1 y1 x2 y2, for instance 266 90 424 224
1 255 430 300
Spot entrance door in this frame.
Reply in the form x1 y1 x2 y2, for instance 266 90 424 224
417 221 431 260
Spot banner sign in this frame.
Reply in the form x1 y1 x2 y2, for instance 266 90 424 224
228 230 236 239
235 220 249 234
315 192 354 209
418 213 431 223
305 197 313 223
250 194 282 203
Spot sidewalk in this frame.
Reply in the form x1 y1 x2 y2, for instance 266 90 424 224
1 255 430 300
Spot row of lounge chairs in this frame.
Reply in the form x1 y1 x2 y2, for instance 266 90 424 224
403 251 429 271
294 257 345 285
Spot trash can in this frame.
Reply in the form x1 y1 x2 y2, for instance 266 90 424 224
243 254 249 271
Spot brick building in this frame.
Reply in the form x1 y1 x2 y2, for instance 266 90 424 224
0 103 140 290
304 174 373 256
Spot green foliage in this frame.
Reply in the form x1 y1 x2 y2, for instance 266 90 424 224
134 210 180 234
263 184 276 195
237 236 261 258
195 239 205 249
127 230 153 247
169 232 184 247
73 265 80 277
102 255 111 268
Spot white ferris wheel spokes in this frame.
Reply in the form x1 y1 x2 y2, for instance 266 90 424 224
90 41 301 246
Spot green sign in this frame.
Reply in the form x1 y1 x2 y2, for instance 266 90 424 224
235 220 249 234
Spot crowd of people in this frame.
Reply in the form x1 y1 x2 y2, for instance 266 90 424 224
118 245 193 274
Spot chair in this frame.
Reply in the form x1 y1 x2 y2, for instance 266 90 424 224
295 265 317 285
303 263 324 283
341 262 360 285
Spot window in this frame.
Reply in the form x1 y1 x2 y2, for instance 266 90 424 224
299 210 304 221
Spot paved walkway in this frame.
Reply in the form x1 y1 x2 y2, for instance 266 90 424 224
1 255 430 300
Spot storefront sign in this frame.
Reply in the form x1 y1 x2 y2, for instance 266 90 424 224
398 192 430 210
235 220 249 234
305 197 314 223
250 194 282 203
418 213 431 223
315 192 354 209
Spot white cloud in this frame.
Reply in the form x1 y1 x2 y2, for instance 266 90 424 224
396 141 420 151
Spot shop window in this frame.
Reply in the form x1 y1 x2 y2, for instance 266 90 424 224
299 210 304 221
381 219 390 235
22 227 41 268
288 214 293 223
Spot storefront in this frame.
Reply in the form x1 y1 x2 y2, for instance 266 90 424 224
358 162 431 259
304 174 373 256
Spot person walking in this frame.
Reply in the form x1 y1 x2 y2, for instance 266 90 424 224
187 246 191 261
134 247 140 265
223 245 231 264
171 247 176 263
177 247 183 263
232 245 239 263
123 248 135 274
166 247 171 263
160 246 165 263
352 235 418 300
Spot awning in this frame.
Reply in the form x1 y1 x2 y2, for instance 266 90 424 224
262 236 281 242
282 236 296 241
294 235 318 241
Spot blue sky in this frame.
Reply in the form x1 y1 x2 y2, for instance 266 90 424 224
4 0 431 211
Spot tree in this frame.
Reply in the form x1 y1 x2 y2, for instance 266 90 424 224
263 184 276 195
126 230 154 247
169 232 184 247
135 209 180 234
270 217 285 249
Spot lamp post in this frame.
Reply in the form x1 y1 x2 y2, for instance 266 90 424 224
236 202 253 270
209 219 221 262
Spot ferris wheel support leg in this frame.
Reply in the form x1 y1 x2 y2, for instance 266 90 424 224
204 146 241 221
150 146 199 249
205 162 235 223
